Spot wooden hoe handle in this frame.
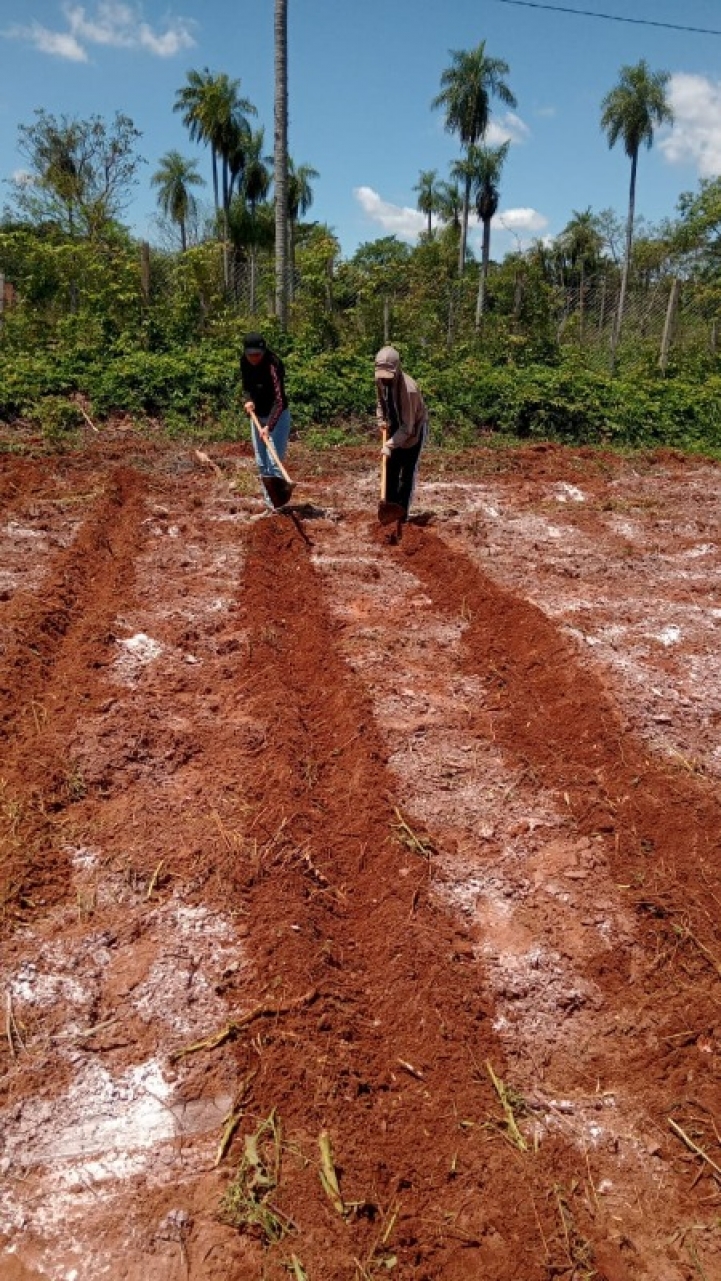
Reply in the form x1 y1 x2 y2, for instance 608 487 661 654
249 409 293 484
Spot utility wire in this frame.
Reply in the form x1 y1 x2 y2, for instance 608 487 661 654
491 0 721 37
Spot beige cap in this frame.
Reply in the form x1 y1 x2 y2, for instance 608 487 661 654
374 345 401 379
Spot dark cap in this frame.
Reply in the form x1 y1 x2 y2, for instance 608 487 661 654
243 332 267 355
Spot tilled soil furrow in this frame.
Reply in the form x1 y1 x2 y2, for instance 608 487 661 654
214 515 621 1281
0 466 146 730
1 473 270 1280
0 466 148 919
390 526 721 1241
428 458 721 781
398 526 721 942
308 511 719 1278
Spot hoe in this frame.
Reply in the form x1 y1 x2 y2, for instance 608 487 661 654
249 409 296 509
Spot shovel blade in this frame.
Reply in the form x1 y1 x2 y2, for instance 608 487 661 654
378 500 406 526
262 475 295 509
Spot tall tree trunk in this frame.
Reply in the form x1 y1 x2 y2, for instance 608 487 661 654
458 174 471 277
474 217 491 331
513 269 524 319
598 272 607 331
288 220 295 303
140 240 151 305
274 0 289 329
250 247 257 314
211 147 220 213
221 160 231 292
325 253 334 314
610 149 637 375
446 283 457 349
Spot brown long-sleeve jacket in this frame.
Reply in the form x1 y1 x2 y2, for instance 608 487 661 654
375 370 427 450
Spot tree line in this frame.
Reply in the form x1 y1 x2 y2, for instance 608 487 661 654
1 28 721 451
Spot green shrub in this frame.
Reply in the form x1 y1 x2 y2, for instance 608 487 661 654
1 331 720 454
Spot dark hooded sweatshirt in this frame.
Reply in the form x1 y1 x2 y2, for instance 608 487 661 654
241 349 288 431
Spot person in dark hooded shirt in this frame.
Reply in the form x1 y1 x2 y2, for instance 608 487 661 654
241 332 291 512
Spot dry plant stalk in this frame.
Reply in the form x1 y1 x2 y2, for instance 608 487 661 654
146 859 164 900
78 404 99 433
552 1183 595 1277
219 1110 292 1244
5 991 26 1057
397 1057 424 1080
318 1130 345 1216
194 449 224 478
669 1118 721 1181
392 808 436 861
215 1069 259 1166
486 1060 528 1151
354 1200 400 1278
170 987 317 1062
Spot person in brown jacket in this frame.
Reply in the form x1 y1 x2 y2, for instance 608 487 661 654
374 345 428 520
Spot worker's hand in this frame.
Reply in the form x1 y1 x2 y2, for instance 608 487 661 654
381 443 392 458
244 399 255 414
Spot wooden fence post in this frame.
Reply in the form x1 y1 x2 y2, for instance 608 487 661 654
659 276 680 374
140 241 151 305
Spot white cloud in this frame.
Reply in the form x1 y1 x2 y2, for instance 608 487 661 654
354 186 426 242
354 187 549 251
485 112 531 146
496 207 549 235
137 22 194 57
4 20 88 61
3 2 196 60
659 73 721 178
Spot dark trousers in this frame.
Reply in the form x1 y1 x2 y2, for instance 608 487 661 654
386 425 426 517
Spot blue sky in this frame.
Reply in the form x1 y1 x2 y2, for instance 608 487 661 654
1 1 721 260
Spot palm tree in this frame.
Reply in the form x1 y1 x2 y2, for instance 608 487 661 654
557 207 604 339
174 68 256 283
243 127 273 212
274 0 289 328
600 59 673 370
413 169 439 237
151 151 204 251
287 159 319 298
240 127 273 312
432 42 516 275
472 141 510 329
436 180 463 233
174 69 232 213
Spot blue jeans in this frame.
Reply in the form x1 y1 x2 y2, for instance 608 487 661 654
251 408 292 507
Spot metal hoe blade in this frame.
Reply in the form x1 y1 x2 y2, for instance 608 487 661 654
262 475 295 509
377 499 406 526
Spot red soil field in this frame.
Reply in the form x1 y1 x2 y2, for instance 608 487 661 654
1 428 720 1280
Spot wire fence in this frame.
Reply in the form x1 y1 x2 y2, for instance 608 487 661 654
553 278 720 355
3 236 721 369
